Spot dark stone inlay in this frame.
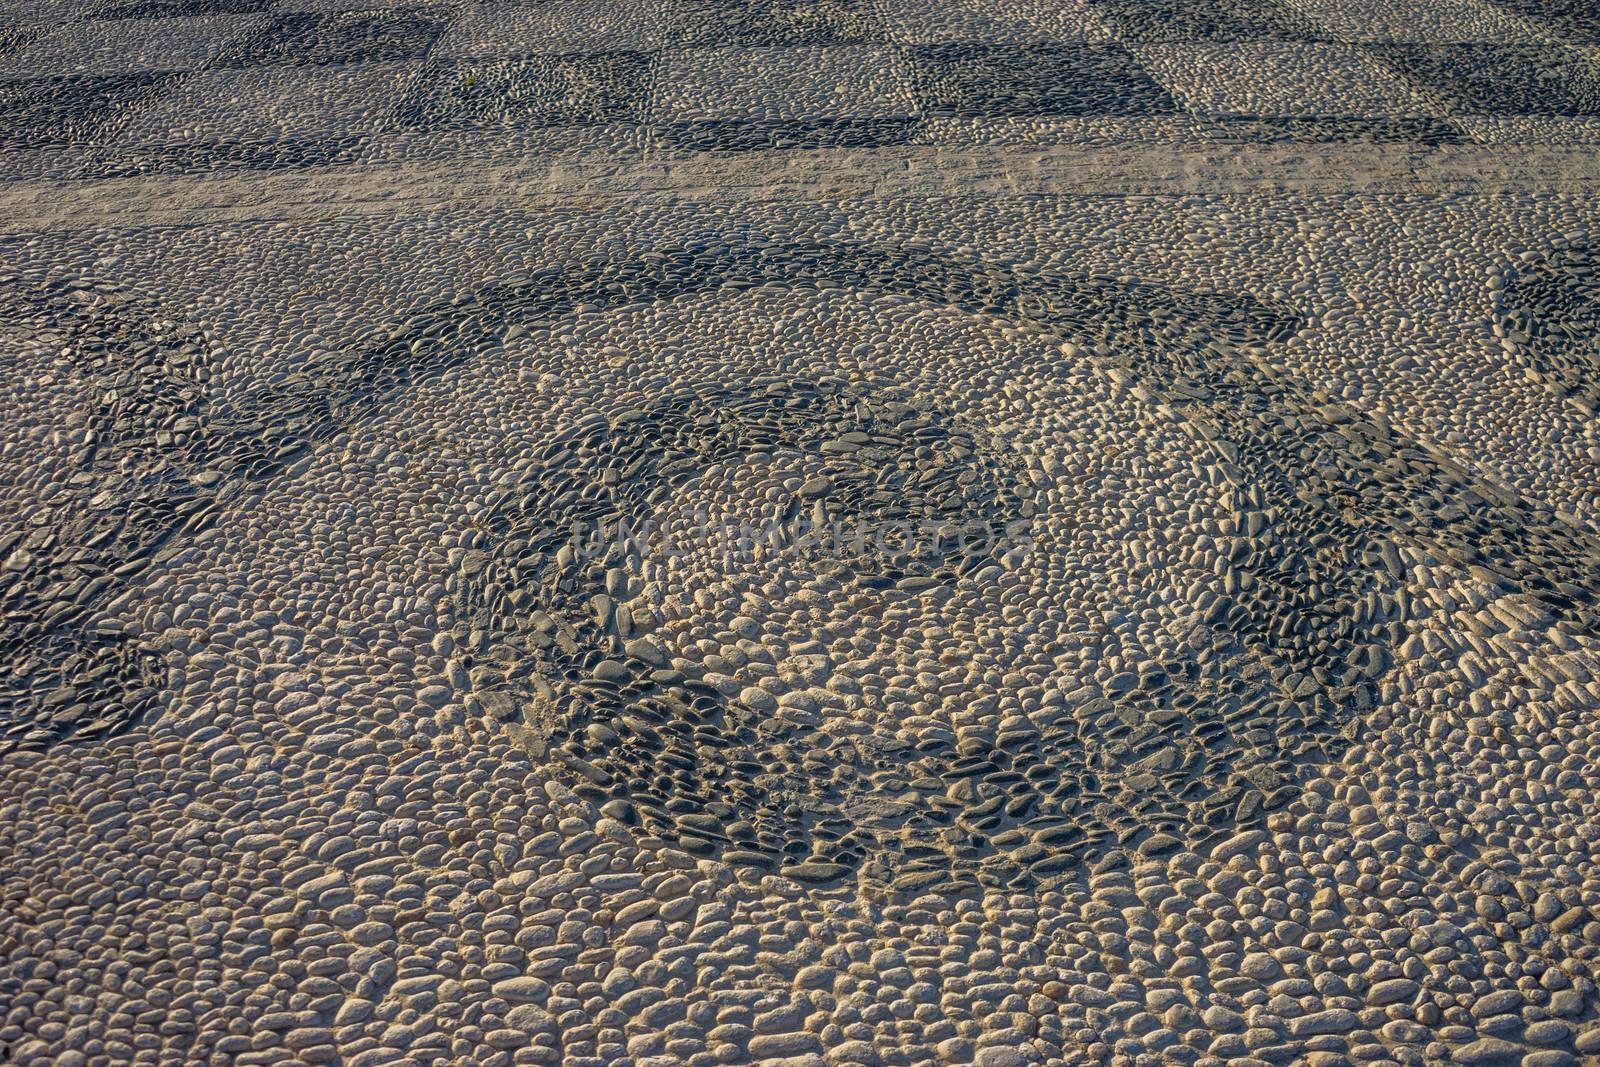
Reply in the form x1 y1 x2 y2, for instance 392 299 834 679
664 0 885 47
1493 241 1600 416
380 241 1600 891
1203 115 1465 144
0 72 181 149
0 281 213 753
910 43 1178 119
1486 0 1600 42
457 371 1034 877
96 0 277 17
0 23 43 56
652 117 917 151
215 7 453 69
0 271 489 756
391 53 654 131
1372 43 1600 116
91 135 370 177
9 242 1600 896
1083 0 1329 42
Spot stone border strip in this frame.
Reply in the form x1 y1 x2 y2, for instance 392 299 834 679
5 142 1600 232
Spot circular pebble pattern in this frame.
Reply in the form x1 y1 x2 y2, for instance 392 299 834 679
5 189 1600 1067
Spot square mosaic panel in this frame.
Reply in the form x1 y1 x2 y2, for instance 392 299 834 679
1085 0 1328 42
652 46 913 122
909 42 1177 118
0 71 178 148
391 52 653 130
1135 42 1439 117
1486 0 1600 42
662 0 884 47
114 60 417 143
1280 0 1546 42
877 0 1119 44
0 0 91 18
651 44 915 150
1373 42 1600 115
0 15 261 77
435 0 668 57
215 6 453 67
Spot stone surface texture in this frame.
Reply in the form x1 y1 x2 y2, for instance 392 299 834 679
4 2 1600 1067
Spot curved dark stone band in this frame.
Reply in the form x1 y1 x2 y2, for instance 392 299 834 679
5 239 1600 894
1492 241 1600 418
411 239 1600 890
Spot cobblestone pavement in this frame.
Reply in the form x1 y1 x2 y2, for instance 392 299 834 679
5 3 1600 1067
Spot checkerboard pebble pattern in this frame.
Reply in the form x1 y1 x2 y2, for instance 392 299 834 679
0 0 1595 175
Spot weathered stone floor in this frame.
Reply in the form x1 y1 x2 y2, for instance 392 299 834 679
4 2 1600 1067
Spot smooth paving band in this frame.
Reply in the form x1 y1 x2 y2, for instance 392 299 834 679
9 142 1600 232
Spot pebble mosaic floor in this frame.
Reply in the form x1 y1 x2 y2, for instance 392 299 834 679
5 2 1600 1067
